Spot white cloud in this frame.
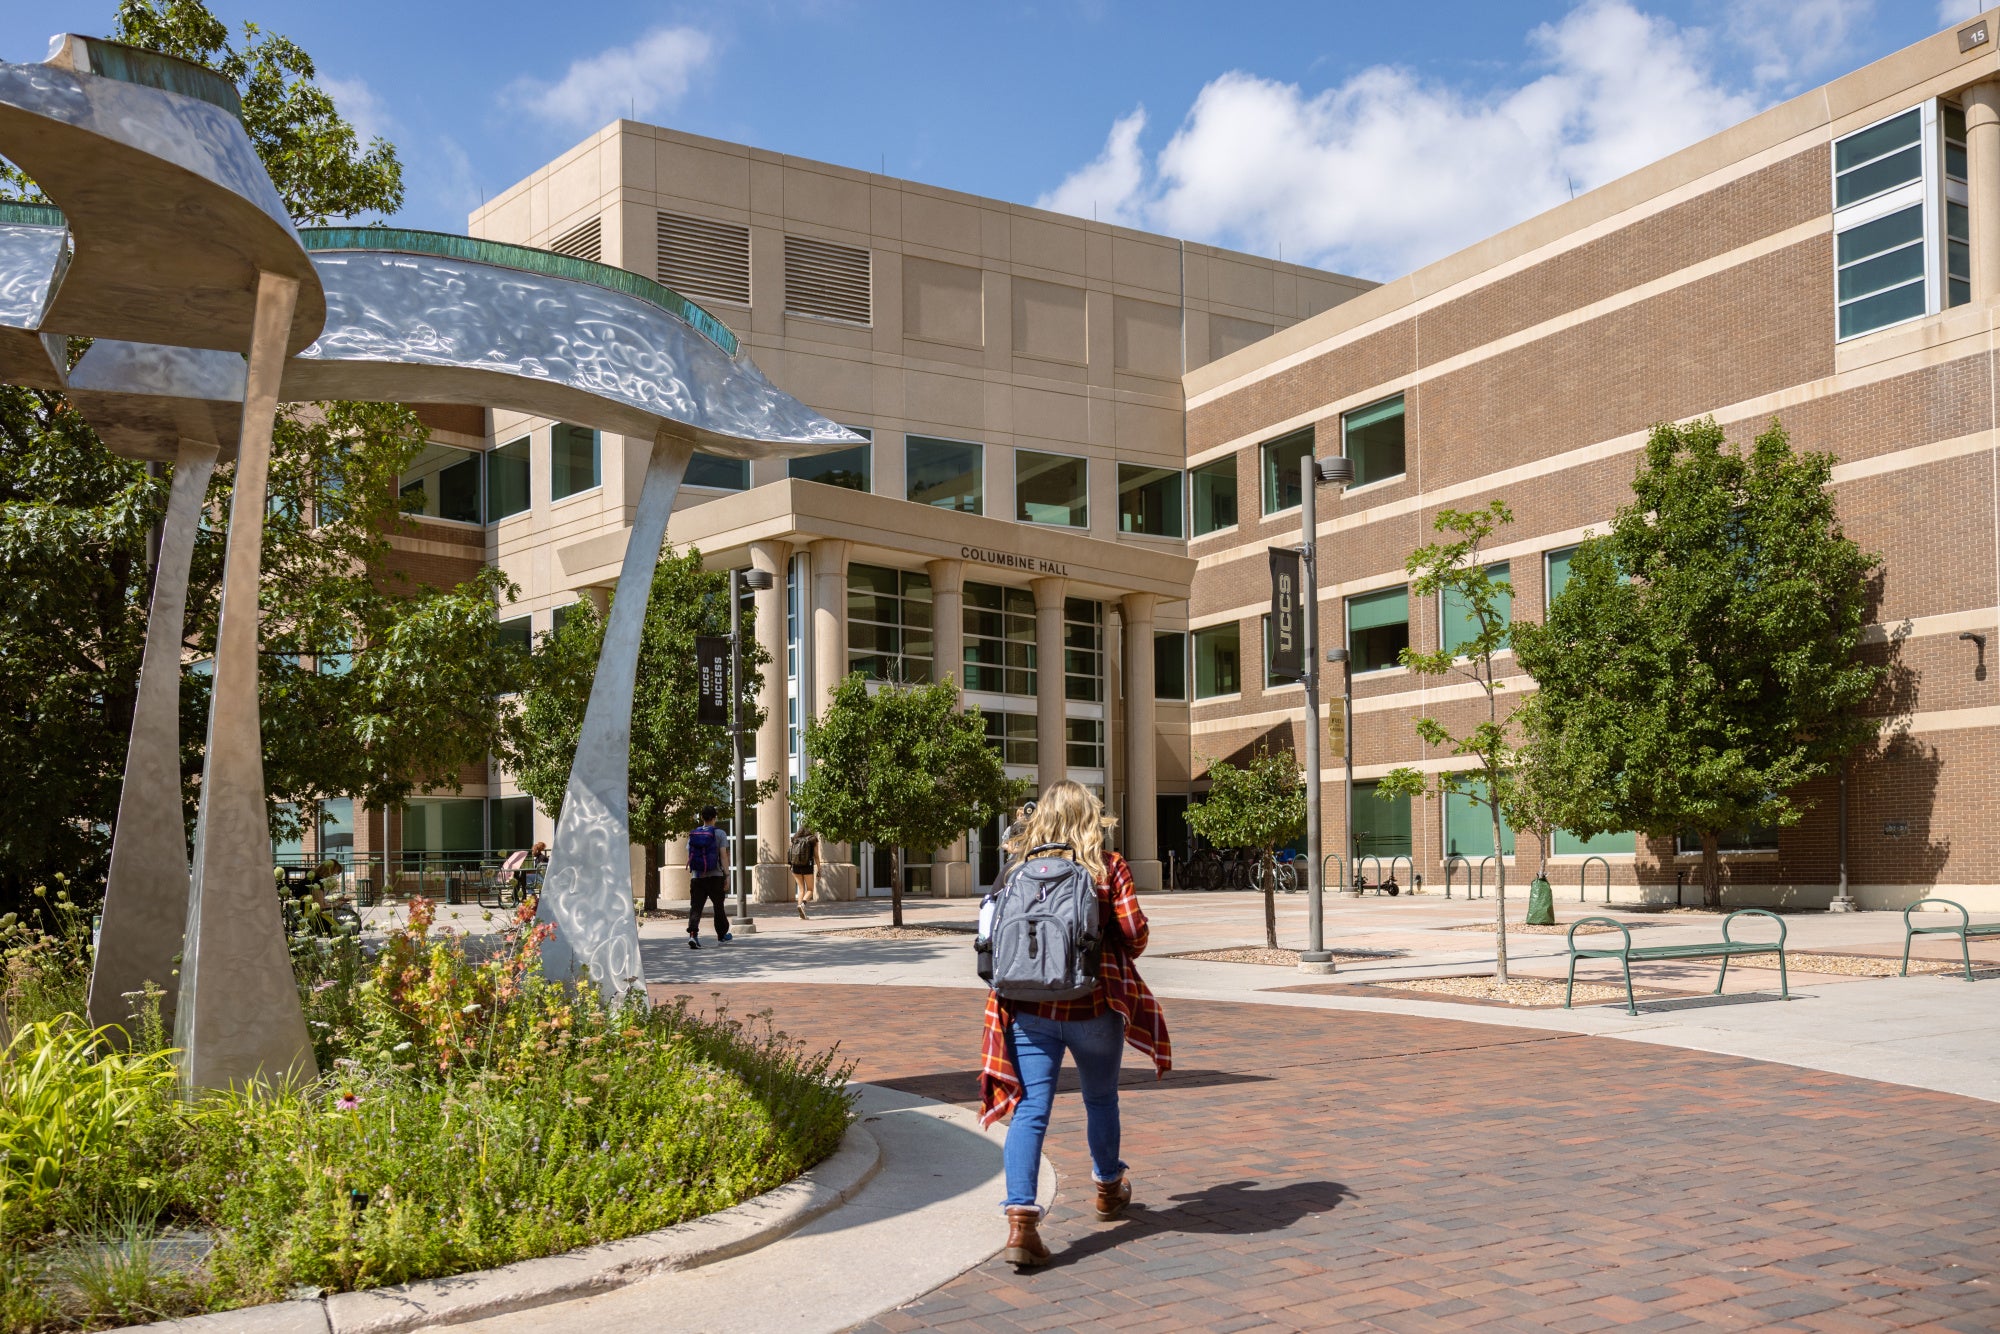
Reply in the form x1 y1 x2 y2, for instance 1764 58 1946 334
1725 0 1875 87
1036 0 1766 280
318 75 391 147
1939 0 1985 26
510 27 716 130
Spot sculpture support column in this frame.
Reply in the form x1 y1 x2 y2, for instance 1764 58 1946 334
808 539 855 899
88 438 217 1038
1032 576 1069 794
926 558 974 894
176 272 314 1092
1966 83 2000 303
537 432 694 1000
751 540 791 902
1121 592 1162 890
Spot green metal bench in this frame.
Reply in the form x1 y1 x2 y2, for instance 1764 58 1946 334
1564 909 1789 1015
1901 898 2000 982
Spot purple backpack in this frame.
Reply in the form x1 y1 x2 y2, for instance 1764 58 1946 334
688 825 722 876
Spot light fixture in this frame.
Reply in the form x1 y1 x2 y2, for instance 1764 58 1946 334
1316 457 1355 486
741 568 774 591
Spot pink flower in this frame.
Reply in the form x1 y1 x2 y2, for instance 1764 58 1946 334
336 1092 361 1111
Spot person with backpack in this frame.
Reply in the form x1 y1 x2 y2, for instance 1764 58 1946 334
976 781 1171 1269
787 826 819 919
686 807 731 949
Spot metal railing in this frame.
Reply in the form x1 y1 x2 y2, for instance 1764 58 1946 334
1443 855 1471 899
1386 854 1413 893
1578 855 1613 904
273 850 541 908
1321 853 1345 896
1475 855 1497 899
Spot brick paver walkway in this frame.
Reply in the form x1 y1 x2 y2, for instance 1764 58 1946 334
663 983 2000 1332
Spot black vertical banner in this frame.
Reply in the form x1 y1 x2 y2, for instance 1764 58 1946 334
1268 547 1303 682
696 635 731 726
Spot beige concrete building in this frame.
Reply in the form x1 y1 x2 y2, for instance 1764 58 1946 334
366 122 1371 898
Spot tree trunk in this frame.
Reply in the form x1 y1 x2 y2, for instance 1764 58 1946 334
1700 829 1722 910
891 844 904 929
1261 847 1278 949
643 842 661 915
1491 792 1510 984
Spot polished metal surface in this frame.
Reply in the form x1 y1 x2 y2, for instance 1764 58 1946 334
0 37 324 353
286 251 861 456
175 273 317 1091
89 439 216 1040
0 218 67 388
536 435 693 1002
66 339 246 460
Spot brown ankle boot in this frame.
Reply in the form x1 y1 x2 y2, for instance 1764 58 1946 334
1002 1207 1050 1267
1094 1175 1132 1220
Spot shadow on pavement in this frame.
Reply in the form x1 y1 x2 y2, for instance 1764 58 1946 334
1630 991 1801 1014
1045 1178 1357 1268
880 1068 1276 1106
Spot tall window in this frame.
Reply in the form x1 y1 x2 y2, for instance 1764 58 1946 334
1154 631 1187 700
848 564 933 682
1064 598 1103 702
687 452 750 490
401 798 485 854
1017 449 1088 527
907 435 983 513
1351 781 1411 859
490 795 534 852
401 443 481 523
487 436 531 520
1191 457 1238 535
1346 587 1409 673
983 711 1038 766
1832 103 1965 340
1440 563 1510 657
1192 623 1241 699
1260 427 1313 515
1545 546 1578 607
1117 464 1184 537
1445 778 1515 858
964 583 1036 696
1342 395 1406 487
1066 718 1105 770
319 799 355 858
549 424 600 500
1945 102 1970 308
790 430 872 492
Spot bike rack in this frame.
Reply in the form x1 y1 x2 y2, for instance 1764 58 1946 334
1321 853 1345 896
1443 855 1469 899
1386 854 1413 895
1353 854 1384 895
1474 855 1496 899
1578 855 1612 904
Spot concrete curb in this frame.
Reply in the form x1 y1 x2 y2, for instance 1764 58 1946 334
126 1122 881 1334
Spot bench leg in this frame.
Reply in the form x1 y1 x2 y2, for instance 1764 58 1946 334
1564 954 1577 1009
1901 931 1913 978
1714 954 1729 996
1963 931 1976 984
1623 956 1637 1016
1777 950 1788 1001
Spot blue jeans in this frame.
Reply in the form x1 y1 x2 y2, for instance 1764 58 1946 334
1003 1008 1126 1211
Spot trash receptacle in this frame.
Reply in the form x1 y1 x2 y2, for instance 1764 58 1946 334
1526 875 1555 926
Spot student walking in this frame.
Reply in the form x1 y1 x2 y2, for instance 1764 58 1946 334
787 826 819 919
978 781 1171 1268
686 807 731 949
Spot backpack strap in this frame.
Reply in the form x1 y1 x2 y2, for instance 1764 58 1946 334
1027 841 1074 857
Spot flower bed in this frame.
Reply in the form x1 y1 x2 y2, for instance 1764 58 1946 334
0 895 853 1331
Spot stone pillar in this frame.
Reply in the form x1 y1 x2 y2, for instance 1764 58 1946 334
1121 592 1162 889
1967 83 2000 303
809 538 857 900
1032 575 1069 795
926 558 974 894
752 539 792 902
661 834 690 904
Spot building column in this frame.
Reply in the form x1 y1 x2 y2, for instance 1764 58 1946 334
661 834 690 904
1032 575 1069 795
1969 82 2000 302
1121 592 1162 889
808 538 857 900
926 557 974 895
751 539 792 902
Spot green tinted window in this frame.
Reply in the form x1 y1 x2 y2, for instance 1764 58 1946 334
1347 587 1409 673
1191 457 1238 535
1017 450 1088 527
487 436 531 520
1193 623 1241 698
1118 464 1184 537
1444 778 1515 858
790 441 872 492
1440 563 1510 656
1342 395 1406 486
1553 827 1635 856
687 452 749 489
1260 428 1313 514
550 424 600 500
1154 632 1187 700
1351 781 1411 859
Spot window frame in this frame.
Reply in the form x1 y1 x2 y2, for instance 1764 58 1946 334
1438 562 1511 660
1831 102 1942 342
1341 394 1407 490
1116 462 1186 538
685 452 751 491
486 435 532 522
399 441 484 526
905 433 984 514
1014 448 1090 529
1191 622 1243 700
1190 456 1240 537
1259 427 1314 517
789 428 874 493
1345 585 1411 675
1153 630 1188 701
548 423 602 503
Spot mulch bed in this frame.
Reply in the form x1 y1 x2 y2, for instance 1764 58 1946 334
1279 973 1686 1009
1164 946 1404 966
807 924 976 940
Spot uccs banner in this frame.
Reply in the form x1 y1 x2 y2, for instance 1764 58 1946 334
1268 547 1304 682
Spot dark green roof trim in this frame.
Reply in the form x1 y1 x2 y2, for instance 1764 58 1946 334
299 226 741 357
69 37 243 122
0 202 65 228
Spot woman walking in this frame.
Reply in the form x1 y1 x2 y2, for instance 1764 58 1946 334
978 781 1171 1268
787 826 819 919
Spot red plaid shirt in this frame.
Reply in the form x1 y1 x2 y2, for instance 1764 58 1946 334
978 851 1172 1127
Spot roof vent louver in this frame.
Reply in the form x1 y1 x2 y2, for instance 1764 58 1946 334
783 234 871 325
657 211 751 307
548 216 602 263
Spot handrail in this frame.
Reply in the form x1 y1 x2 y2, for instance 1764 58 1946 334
1474 855 1496 899
1321 853 1344 896
300 226 742 357
1443 855 1469 899
1579 855 1612 904
1721 907 1786 948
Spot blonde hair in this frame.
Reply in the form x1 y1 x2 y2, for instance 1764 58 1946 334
1003 781 1107 881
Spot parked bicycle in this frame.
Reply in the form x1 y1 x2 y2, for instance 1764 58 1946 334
1250 853 1300 894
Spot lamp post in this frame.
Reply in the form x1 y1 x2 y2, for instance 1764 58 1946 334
1299 453 1354 975
732 566 775 934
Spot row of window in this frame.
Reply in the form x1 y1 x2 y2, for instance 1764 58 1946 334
399 425 600 525
272 794 540 861
1189 392 1408 537
845 566 1107 703
1832 99 1970 340
1349 778 1776 861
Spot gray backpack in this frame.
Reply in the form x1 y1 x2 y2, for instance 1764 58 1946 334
977 843 1106 1002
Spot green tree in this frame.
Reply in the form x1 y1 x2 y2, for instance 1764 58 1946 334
791 675 1018 928
0 2 520 908
510 548 773 912
1512 417 1882 909
1185 744 1306 949
1376 501 1521 980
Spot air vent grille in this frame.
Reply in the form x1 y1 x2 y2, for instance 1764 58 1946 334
784 234 871 325
656 211 751 307
548 216 602 263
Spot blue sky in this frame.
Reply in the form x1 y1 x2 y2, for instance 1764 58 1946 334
2 1 1978 280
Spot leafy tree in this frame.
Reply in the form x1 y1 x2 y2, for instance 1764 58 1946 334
1512 417 1881 908
0 2 519 909
1185 744 1306 949
510 548 773 913
1376 502 1521 980
791 674 1018 928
